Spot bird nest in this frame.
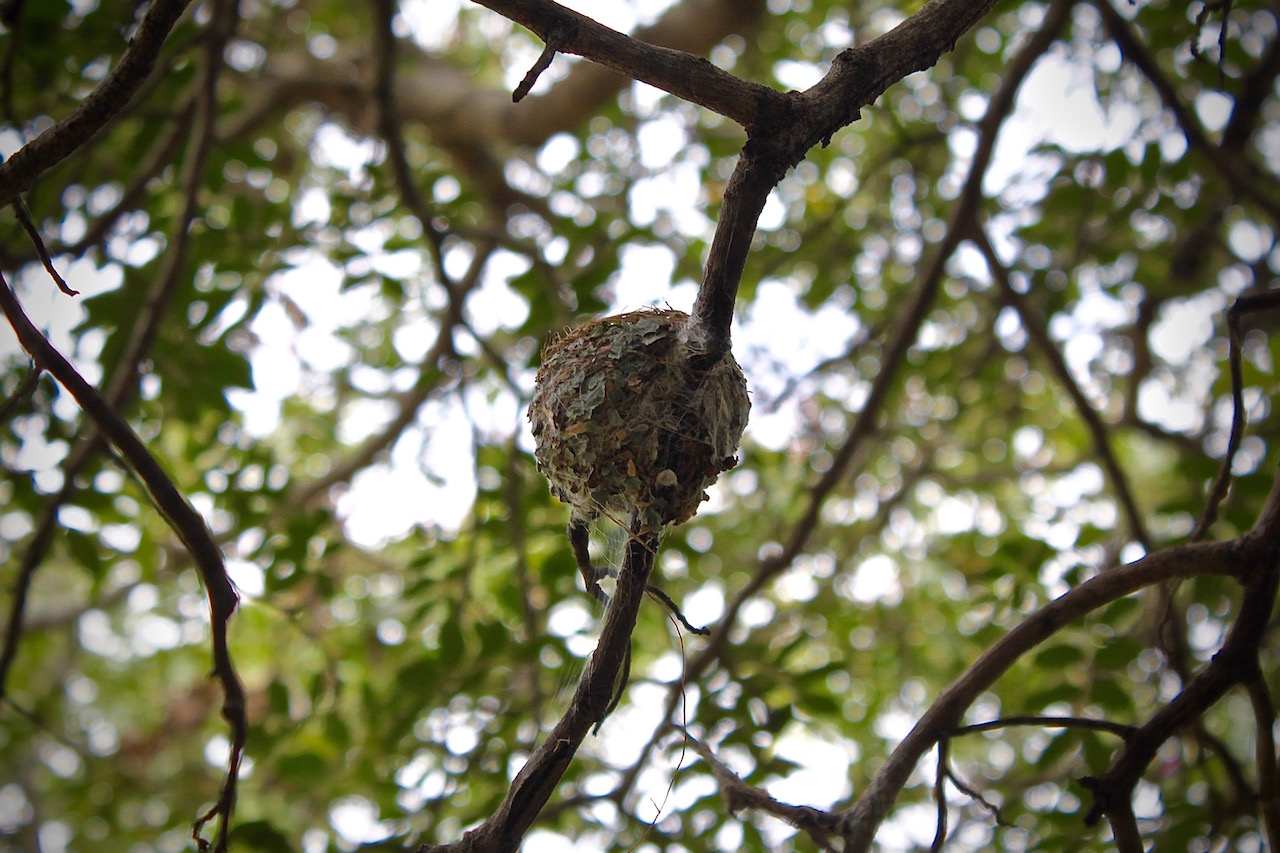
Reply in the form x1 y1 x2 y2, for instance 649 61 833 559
529 308 750 533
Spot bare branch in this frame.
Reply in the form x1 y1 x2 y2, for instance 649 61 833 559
603 0 1075 814
952 715 1136 740
0 42 222 713
0 361 40 422
1193 288 1280 540
687 735 842 850
1080 486 1280 845
12 198 76 295
931 741 949 853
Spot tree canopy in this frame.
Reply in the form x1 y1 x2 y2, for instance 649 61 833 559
2 0 1279 851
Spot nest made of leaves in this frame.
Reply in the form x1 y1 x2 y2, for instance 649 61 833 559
529 308 750 533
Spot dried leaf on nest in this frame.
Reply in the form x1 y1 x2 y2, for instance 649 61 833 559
529 308 750 532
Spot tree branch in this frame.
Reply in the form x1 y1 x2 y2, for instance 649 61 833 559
688 735 842 850
606 0 1074 813
1193 288 1280 540
0 0 194 207
838 530 1258 851
418 531 657 852
468 0 785 128
1081 479 1280 842
1247 675 1280 849
0 270 246 853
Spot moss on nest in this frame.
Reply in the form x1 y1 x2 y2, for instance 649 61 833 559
529 308 750 533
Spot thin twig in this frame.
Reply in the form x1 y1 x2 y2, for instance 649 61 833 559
470 0 785 128
11 197 77 295
686 734 842 850
1247 675 1280 849
931 741 949 852
944 764 1004 825
513 19 576 102
951 714 1136 740
0 361 40 422
418 530 658 853
1193 288 1280 540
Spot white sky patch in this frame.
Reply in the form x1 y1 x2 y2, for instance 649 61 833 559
932 495 977 535
609 243 676 306
757 189 786 230
1194 90 1234 134
328 796 393 846
1227 219 1273 263
1137 379 1204 433
985 53 1140 197
537 133 581 174
311 124 379 183
628 162 710 235
739 280 861 375
392 313 441 363
524 830 614 853
773 60 825 91
630 80 669 115
765 727 855 808
226 558 265 599
1020 54 1141 153
841 554 902 605
292 186 330 227
400 0 462 50
336 398 477 545
735 279 861 451
682 580 726 626
637 116 687 169
1150 294 1220 365
0 259 121 386
466 253 532 336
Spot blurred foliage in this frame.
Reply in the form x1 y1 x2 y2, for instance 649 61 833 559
1 0 1279 851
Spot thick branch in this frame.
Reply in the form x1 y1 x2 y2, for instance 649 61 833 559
687 0 1014 355
1081 485 1280 837
611 0 1074 807
1248 676 1280 849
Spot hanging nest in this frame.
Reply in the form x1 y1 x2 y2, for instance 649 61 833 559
529 308 750 533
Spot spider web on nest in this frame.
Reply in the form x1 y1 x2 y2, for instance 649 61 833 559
541 516 671 731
